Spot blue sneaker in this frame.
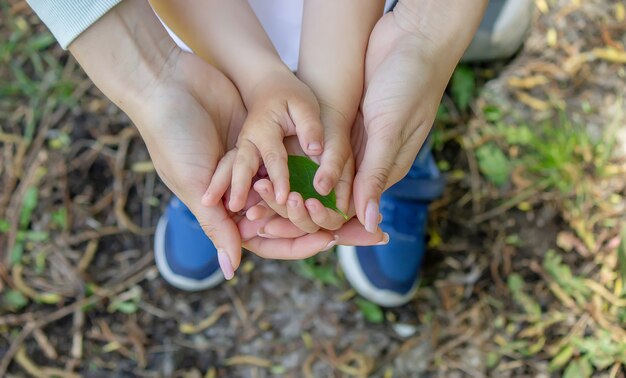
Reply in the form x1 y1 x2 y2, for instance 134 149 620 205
337 146 445 307
154 197 225 291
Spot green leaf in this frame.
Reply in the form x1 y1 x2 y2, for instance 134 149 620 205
19 186 38 229
543 250 590 305
563 358 592 378
27 33 56 51
109 301 139 314
296 258 340 286
36 292 62 304
476 143 511 187
355 298 384 324
270 365 287 375
496 123 534 146
451 65 475 111
507 273 542 318
3 290 29 312
51 207 68 229
482 105 503 122
25 230 48 242
287 155 347 219
549 345 574 372
486 352 501 369
10 243 24 266
0 219 10 233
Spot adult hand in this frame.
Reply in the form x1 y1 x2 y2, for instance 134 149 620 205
71 1 249 276
68 0 384 274
352 0 487 233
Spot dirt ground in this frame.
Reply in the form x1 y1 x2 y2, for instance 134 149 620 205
1 0 626 377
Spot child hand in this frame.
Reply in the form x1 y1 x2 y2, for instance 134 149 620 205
202 69 326 212
247 129 355 235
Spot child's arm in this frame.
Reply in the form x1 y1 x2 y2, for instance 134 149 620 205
150 0 325 212
290 1 384 226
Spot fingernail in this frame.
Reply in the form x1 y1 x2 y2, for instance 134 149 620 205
323 236 338 251
288 199 298 207
375 232 390 245
307 142 322 154
217 249 234 280
317 177 331 195
365 199 379 234
257 228 279 239
275 190 285 204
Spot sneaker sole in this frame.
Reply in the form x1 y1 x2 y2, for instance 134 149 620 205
154 214 224 291
337 245 419 307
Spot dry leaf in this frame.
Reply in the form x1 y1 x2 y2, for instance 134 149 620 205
592 47 626 64
179 304 230 334
535 0 549 14
616 3 625 22
547 28 558 47
515 91 552 111
508 75 550 89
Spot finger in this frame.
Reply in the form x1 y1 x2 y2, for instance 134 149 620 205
192 204 242 280
352 132 400 234
314 128 352 196
244 232 338 260
288 98 324 156
332 156 355 216
304 198 345 231
262 217 308 238
229 140 259 212
253 179 288 218
245 203 274 221
253 131 290 205
334 217 389 246
202 149 236 207
286 192 320 234
238 214 306 241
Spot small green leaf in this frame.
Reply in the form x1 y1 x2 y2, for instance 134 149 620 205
482 105 503 122
476 143 511 187
0 219 10 233
36 292 62 304
355 298 384 324
51 207 68 230
109 301 139 314
486 352 501 369
27 33 56 51
270 365 287 375
563 358 592 378
35 251 47 275
25 230 49 242
19 186 38 229
451 65 475 111
549 345 574 372
10 243 24 266
288 155 347 219
296 258 340 286
3 290 29 312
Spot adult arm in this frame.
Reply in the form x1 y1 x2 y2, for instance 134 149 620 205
353 0 488 232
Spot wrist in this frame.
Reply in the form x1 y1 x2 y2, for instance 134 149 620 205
240 63 294 106
393 0 487 60
69 0 178 111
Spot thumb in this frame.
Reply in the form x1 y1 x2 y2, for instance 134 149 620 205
288 98 325 157
353 132 400 234
190 203 242 280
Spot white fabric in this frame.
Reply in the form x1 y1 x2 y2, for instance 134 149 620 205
163 0 396 71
